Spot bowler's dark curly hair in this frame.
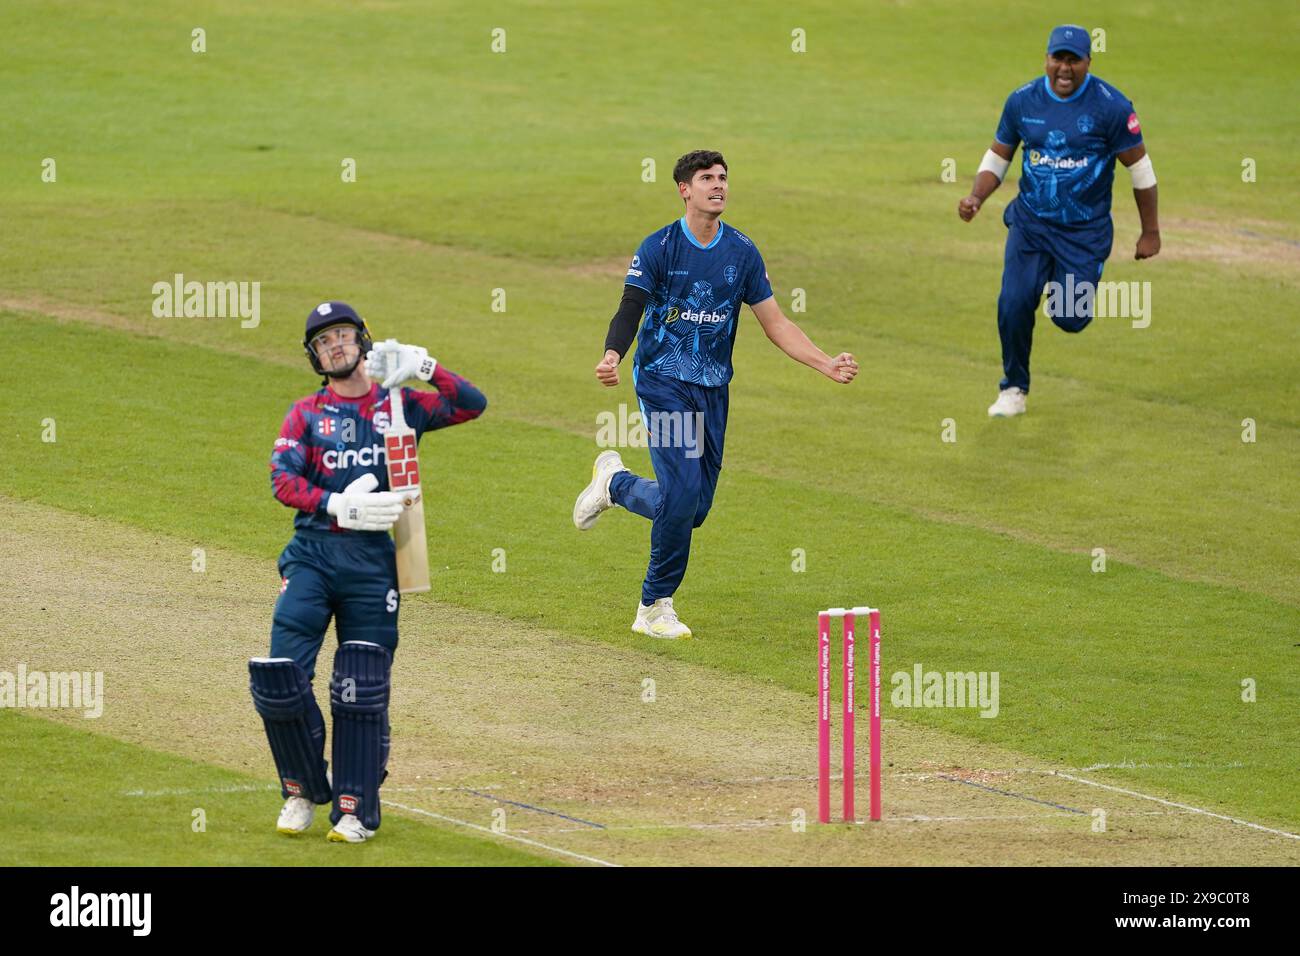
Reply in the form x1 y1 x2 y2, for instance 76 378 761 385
672 150 727 186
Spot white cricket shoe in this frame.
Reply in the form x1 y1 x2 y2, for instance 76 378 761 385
573 450 627 530
326 813 376 843
632 597 693 640
987 387 1027 418
277 795 315 835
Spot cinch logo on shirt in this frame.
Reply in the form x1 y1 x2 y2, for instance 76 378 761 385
665 307 730 325
322 443 386 469
1028 151 1090 169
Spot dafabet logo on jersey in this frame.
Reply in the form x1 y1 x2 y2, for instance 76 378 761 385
1028 151 1090 170
665 307 730 325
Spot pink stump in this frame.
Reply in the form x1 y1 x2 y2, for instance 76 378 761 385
869 609 882 822
817 612 831 824
842 612 856 822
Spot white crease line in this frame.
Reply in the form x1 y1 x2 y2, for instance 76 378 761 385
123 783 276 797
1051 772 1300 841
122 783 501 798
1075 762 1247 772
896 762 1251 781
384 785 504 793
517 809 1181 834
386 800 621 868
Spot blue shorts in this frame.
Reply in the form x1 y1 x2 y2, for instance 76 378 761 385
269 529 400 679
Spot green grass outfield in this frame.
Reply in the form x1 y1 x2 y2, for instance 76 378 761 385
0 711 553 866
0 0 1296 862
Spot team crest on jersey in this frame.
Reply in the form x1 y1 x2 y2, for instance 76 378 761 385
1126 112 1141 134
724 264 738 285
1077 113 1094 134
317 417 336 437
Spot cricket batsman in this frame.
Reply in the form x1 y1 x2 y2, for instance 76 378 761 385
573 150 859 639
959 25 1160 417
250 301 486 843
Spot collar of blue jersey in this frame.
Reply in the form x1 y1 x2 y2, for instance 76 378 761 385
678 216 725 250
1042 72 1092 103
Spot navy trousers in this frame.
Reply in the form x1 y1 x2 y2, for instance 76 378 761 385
610 367 728 605
998 197 1113 392
268 529 400 760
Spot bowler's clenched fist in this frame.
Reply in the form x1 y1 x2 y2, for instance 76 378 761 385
826 352 859 384
595 349 621 387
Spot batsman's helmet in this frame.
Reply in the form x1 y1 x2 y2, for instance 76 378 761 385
303 301 373 380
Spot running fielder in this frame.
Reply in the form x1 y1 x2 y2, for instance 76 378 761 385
959 24 1160 417
250 301 486 843
573 150 858 639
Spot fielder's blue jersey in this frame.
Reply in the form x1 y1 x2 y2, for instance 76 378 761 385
995 74 1144 226
624 218 774 387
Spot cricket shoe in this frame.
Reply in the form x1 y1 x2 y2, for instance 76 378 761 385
632 597 692 640
573 450 627 530
326 814 376 843
987 387 1027 418
277 796 315 835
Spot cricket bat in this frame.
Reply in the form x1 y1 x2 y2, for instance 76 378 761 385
383 386 431 593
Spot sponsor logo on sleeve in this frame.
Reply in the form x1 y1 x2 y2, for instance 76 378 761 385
1127 112 1141 134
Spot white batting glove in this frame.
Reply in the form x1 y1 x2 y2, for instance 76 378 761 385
365 338 436 388
325 474 405 531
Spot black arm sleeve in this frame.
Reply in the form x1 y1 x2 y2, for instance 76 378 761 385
603 284 649 358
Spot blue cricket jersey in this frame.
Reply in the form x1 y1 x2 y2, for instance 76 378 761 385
995 74 1144 226
624 218 774 387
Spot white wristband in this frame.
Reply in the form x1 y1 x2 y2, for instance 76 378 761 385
1127 154 1156 190
978 148 1011 182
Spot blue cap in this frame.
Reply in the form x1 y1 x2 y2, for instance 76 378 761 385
1047 24 1091 59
